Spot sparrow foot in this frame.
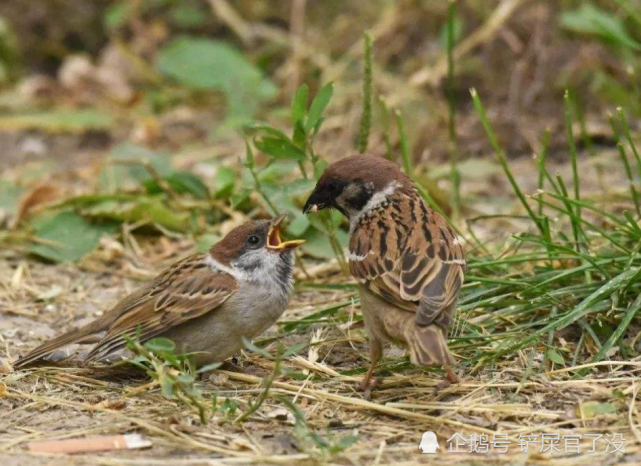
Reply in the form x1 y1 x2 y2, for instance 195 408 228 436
360 377 379 401
435 365 460 392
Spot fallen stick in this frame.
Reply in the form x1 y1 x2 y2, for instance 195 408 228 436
27 434 152 455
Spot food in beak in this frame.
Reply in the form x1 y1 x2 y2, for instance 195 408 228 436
267 216 306 251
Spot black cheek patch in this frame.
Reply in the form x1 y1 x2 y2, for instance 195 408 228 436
348 185 372 212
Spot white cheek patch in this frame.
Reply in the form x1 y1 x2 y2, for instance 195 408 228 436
206 255 245 280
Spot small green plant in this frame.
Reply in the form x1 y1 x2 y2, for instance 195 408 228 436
244 82 348 266
278 396 359 460
211 395 240 423
124 335 219 423
234 338 307 424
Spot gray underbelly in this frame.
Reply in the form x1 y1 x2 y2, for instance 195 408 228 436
161 289 289 365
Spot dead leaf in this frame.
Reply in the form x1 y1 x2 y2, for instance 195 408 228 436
12 183 59 228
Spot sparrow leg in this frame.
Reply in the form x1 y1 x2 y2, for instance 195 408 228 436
360 339 382 400
435 363 459 392
445 363 459 383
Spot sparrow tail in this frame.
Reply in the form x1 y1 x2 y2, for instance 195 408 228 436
404 322 455 367
13 325 100 369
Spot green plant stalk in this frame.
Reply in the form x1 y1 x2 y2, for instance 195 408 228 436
446 0 461 222
394 109 458 230
617 107 641 182
617 142 641 216
234 358 281 424
470 89 546 237
378 96 394 160
396 110 412 175
357 32 373 154
531 196 630 254
535 130 551 216
564 91 582 220
249 166 278 215
571 331 585 367
571 91 603 189
565 92 592 285
555 174 585 252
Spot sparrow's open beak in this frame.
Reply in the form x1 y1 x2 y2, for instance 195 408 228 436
267 214 306 251
302 190 326 214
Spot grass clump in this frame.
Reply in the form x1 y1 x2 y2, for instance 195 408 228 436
458 90 641 375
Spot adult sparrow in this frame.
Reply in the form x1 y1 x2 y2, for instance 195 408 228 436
303 155 465 393
14 215 305 369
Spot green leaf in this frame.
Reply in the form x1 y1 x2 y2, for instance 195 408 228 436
313 158 329 180
176 373 196 385
196 233 220 252
302 227 349 259
546 349 565 365
165 172 210 198
144 172 209 198
282 342 308 358
242 337 272 359
29 211 118 263
159 374 175 399
70 194 190 232
0 180 23 215
560 4 641 51
145 337 176 353
336 435 359 451
244 139 255 169
0 110 113 133
292 84 309 126
305 83 333 133
244 121 290 140
101 143 172 191
262 180 315 236
157 37 277 119
577 401 618 418
254 136 306 161
196 362 223 374
214 166 236 199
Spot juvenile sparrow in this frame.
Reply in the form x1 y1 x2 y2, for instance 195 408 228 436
303 155 465 393
14 215 305 369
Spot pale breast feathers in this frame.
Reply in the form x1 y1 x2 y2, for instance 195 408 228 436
349 189 465 329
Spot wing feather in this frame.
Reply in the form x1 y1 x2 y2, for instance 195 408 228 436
85 253 237 362
349 189 465 329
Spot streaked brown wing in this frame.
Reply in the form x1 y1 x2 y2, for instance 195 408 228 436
349 191 465 329
401 220 465 328
85 253 238 361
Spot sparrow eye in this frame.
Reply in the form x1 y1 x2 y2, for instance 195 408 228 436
246 234 261 247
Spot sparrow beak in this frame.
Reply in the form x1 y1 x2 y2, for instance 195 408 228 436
267 214 306 251
302 190 326 214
